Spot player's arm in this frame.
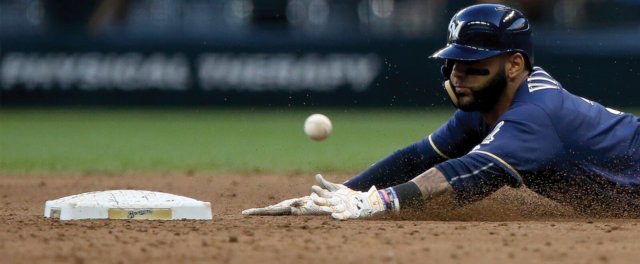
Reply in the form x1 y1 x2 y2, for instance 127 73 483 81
411 167 455 200
341 139 447 191
343 111 486 191
398 152 519 208
311 153 519 220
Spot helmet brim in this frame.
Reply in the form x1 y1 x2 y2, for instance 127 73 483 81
429 44 503 61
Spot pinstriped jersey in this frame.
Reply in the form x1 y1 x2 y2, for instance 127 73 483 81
432 67 640 212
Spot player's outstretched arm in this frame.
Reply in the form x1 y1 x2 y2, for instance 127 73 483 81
241 174 346 215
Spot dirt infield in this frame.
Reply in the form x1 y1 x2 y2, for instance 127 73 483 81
2 173 639 264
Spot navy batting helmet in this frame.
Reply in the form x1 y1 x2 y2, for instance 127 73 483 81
430 4 533 70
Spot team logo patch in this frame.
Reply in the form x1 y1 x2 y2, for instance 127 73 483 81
482 121 504 145
448 19 464 42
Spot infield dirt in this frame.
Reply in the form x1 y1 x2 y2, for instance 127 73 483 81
2 173 639 264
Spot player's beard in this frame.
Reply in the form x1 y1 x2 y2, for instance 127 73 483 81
457 64 507 112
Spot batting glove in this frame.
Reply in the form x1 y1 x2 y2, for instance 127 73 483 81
311 185 387 220
241 174 346 216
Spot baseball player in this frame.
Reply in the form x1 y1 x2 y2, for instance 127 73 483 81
243 4 640 219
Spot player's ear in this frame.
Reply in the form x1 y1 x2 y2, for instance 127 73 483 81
506 52 525 78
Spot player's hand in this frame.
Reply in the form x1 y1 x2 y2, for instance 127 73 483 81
241 174 345 216
241 193 329 215
311 185 386 220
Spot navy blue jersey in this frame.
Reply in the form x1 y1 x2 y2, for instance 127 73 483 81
345 67 640 215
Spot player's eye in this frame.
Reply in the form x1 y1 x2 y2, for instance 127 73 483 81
465 68 490 75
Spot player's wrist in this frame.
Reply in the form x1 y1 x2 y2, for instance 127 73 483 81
391 181 424 209
377 188 400 212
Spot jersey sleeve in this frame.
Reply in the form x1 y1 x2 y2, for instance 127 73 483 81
343 137 448 191
471 104 562 174
435 153 516 203
437 104 563 203
343 110 487 191
429 110 489 159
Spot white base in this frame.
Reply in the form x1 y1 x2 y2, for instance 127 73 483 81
44 190 212 220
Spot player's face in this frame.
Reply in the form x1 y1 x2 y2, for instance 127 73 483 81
450 56 508 112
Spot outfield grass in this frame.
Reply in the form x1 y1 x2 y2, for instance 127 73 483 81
1 107 638 174
0 107 453 174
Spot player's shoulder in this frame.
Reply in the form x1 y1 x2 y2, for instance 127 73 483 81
522 67 565 105
526 67 563 94
509 66 565 117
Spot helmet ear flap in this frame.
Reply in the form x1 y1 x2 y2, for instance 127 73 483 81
444 80 459 108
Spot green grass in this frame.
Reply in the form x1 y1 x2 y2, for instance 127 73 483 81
2 107 638 174
0 107 452 174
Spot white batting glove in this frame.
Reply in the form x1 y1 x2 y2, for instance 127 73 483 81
311 185 387 220
241 174 346 216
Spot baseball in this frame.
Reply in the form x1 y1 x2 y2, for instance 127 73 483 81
304 114 332 141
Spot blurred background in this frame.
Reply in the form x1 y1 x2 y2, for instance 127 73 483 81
1 0 640 107
1 0 640 174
